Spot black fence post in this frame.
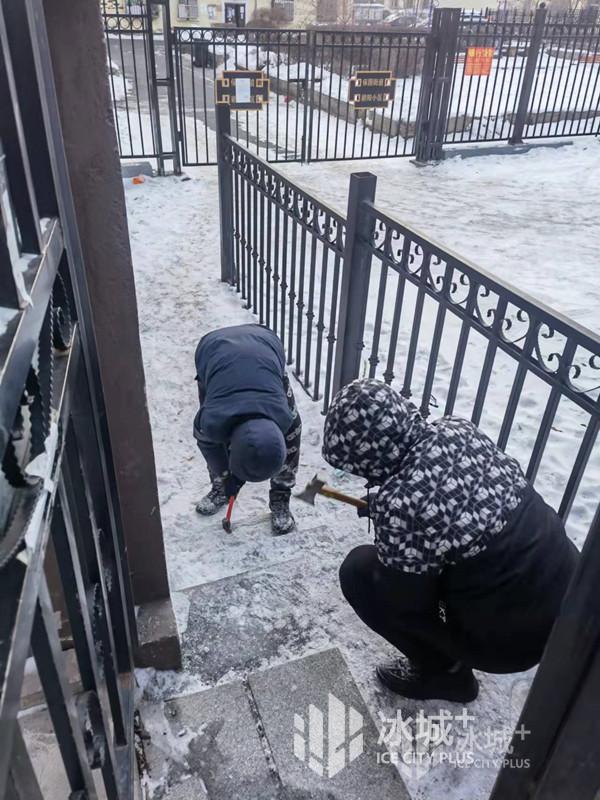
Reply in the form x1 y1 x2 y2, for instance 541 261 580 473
145 0 165 174
414 7 461 164
509 4 548 145
331 172 377 397
216 104 235 284
303 29 316 164
159 0 182 175
142 0 181 174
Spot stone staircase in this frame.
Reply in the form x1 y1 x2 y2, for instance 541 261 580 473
140 648 410 800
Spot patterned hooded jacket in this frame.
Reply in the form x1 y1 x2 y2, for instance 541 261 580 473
322 380 529 575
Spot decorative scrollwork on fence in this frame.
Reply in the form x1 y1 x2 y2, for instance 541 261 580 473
227 139 345 253
364 205 600 415
101 0 149 30
474 283 501 330
448 269 471 307
532 323 567 377
500 305 531 347
427 255 447 294
177 27 305 46
567 350 600 399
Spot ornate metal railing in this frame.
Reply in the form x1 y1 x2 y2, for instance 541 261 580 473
216 104 600 800
217 102 600 528
358 202 600 523
221 121 345 410
101 0 149 31
1 2 137 798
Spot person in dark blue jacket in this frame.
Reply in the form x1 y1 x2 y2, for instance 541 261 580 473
194 324 302 535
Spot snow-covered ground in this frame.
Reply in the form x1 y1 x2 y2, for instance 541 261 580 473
125 140 599 800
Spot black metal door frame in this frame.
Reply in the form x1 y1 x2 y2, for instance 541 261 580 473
1 0 139 797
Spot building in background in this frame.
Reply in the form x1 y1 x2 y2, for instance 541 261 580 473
102 0 600 29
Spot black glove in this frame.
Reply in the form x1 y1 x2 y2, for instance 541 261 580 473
223 472 245 499
357 492 378 519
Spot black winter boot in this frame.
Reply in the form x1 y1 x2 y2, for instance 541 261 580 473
270 493 296 535
376 658 479 703
195 480 228 516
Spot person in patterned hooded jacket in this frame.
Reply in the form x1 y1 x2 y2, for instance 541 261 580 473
322 379 578 703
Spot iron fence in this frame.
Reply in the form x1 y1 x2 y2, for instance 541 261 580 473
105 8 600 167
217 104 600 532
216 102 600 797
308 29 429 160
219 107 346 408
530 10 600 138
1 1 137 798
353 200 600 524
174 26 429 165
101 0 179 173
447 7 600 146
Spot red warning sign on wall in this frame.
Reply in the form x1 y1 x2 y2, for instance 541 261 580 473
464 47 495 77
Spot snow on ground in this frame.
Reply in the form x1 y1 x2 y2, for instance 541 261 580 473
125 141 599 800
281 138 600 326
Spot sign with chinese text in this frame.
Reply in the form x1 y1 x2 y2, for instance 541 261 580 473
349 70 396 109
464 47 495 77
216 70 269 110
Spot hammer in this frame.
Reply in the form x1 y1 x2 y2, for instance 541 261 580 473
296 474 368 510
222 496 236 533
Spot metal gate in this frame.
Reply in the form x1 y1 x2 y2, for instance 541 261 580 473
172 26 429 166
174 27 311 165
102 0 179 173
1 1 138 797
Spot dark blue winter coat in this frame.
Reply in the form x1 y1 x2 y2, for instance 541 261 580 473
194 324 294 443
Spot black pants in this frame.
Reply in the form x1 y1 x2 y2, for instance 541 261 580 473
339 543 570 675
340 545 458 673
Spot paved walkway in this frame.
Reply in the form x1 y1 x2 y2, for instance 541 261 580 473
126 166 535 800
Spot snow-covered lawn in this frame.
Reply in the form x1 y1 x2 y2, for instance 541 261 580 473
281 139 600 330
126 140 599 800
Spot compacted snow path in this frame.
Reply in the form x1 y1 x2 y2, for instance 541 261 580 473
124 142 599 800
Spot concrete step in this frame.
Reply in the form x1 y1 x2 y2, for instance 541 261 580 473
141 680 281 800
141 647 410 799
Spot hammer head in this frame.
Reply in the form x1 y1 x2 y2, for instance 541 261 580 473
295 474 326 506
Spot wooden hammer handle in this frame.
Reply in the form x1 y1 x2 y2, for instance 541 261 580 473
319 485 368 509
